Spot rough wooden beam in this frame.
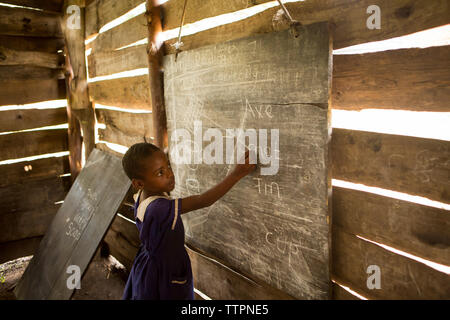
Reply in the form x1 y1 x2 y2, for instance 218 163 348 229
0 236 42 264
88 75 151 110
0 177 68 216
333 46 450 112
64 46 82 181
0 205 62 243
85 0 144 38
0 65 64 80
0 107 67 132
0 129 69 162
87 44 148 78
332 226 450 299
146 0 167 149
96 108 154 147
162 0 450 54
89 14 147 52
0 156 70 188
62 0 95 159
0 35 64 53
0 79 66 106
332 129 450 203
333 186 450 266
0 6 63 37
0 46 62 68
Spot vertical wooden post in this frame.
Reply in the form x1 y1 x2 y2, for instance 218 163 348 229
146 0 168 150
64 47 82 181
62 0 95 171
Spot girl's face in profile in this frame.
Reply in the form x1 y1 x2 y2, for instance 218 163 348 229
139 150 175 195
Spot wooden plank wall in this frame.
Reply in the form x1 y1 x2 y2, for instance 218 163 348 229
86 0 450 299
0 0 70 264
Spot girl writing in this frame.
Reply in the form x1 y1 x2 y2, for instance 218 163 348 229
121 142 256 299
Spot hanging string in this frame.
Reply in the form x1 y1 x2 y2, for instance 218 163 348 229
276 0 302 38
172 0 189 61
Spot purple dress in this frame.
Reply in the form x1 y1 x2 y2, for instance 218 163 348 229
122 191 194 300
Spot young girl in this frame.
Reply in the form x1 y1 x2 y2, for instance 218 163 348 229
121 142 256 300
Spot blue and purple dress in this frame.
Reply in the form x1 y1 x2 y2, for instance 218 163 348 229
122 190 194 300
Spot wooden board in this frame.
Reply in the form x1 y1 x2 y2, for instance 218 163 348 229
0 236 42 265
85 0 144 38
95 142 127 158
0 79 66 106
0 176 68 215
0 107 67 132
89 14 147 52
332 129 450 203
0 175 67 244
333 187 450 266
162 0 450 54
1 0 64 12
0 204 61 243
332 226 450 299
0 35 64 53
87 45 148 78
0 129 68 162
333 46 450 112
0 155 69 188
0 46 62 68
14 149 131 300
96 108 153 146
0 66 64 80
0 6 62 37
164 23 332 299
89 75 151 110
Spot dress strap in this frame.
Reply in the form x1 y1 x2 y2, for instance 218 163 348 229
135 189 171 222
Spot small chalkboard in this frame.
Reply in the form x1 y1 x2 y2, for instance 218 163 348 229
14 149 131 299
164 22 332 299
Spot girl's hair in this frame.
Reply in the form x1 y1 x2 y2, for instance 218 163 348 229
122 142 161 180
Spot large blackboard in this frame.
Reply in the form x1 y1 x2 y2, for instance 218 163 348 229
14 149 131 299
163 22 332 299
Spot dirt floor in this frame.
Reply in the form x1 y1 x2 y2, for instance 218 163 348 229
0 250 128 300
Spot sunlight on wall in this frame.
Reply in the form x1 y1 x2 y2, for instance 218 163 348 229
334 24 450 54
0 124 68 136
0 100 67 111
94 122 106 144
98 3 146 34
194 288 212 300
357 235 450 275
331 279 368 300
95 103 152 114
116 38 148 51
117 213 135 224
87 68 149 83
98 141 129 154
0 151 69 166
85 34 98 45
332 110 450 141
332 179 450 211
0 2 43 11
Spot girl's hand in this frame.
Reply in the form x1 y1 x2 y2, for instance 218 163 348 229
231 150 257 179
180 150 257 214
